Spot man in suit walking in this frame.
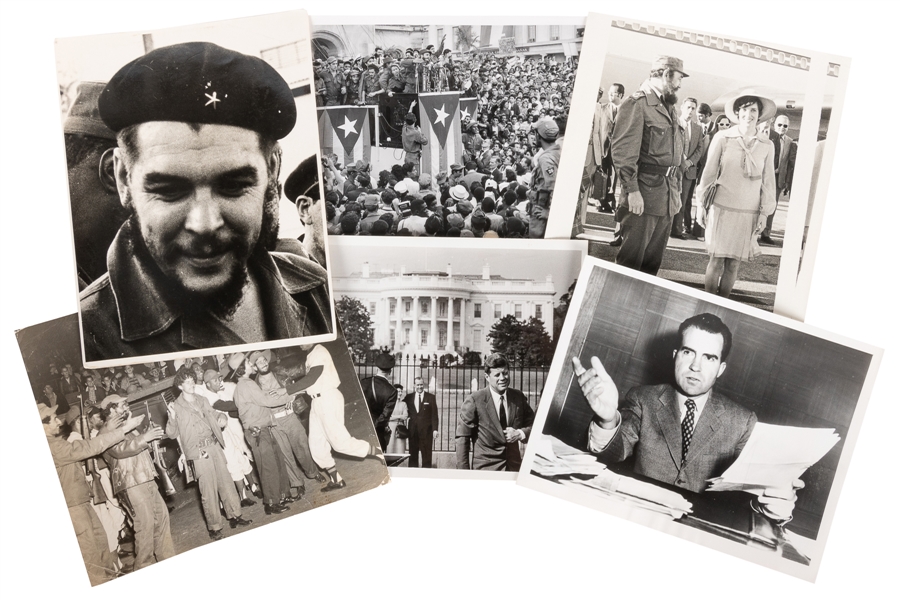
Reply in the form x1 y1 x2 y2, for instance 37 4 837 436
456 353 535 471
572 313 800 521
671 97 705 239
760 114 797 245
404 377 439 468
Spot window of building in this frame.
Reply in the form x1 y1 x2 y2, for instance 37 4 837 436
421 300 429 315
369 302 376 315
474 303 482 318
389 301 395 316
421 329 428 346
390 329 395 346
473 328 482 351
535 305 542 320
405 301 411 314
439 300 447 316
527 25 536 43
515 304 522 319
439 328 447 348
494 303 502 319
550 25 560 41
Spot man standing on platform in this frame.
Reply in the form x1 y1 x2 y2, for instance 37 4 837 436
611 56 687 275
404 377 439 468
456 353 535 471
402 113 427 171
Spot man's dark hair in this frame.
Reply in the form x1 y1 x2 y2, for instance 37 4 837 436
172 365 194 390
683 97 698 106
678 313 733 361
698 102 712 116
64 133 117 169
481 197 495 213
483 352 509 373
611 83 625 96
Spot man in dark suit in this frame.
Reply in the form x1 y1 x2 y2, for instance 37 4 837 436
760 114 797 245
572 313 799 520
404 377 439 468
456 353 535 471
360 353 398 451
671 97 705 239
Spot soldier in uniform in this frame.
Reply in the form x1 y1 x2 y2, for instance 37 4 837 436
359 62 381 105
529 118 562 239
321 56 347 106
360 352 398 451
78 42 333 363
610 56 687 276
401 112 428 170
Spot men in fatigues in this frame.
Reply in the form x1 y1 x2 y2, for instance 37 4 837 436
249 349 324 499
402 113 427 170
360 352 398 451
529 118 562 238
165 367 251 541
611 56 687 276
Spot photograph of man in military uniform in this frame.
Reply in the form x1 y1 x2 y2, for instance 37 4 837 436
56 11 336 366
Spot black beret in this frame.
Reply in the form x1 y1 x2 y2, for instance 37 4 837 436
374 353 395 370
99 42 296 139
284 155 320 203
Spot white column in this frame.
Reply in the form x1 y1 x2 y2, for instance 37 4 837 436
459 298 466 350
411 296 420 353
446 297 454 352
395 295 403 351
430 296 438 353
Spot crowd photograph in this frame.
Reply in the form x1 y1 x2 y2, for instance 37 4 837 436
55 12 336 366
327 237 585 476
16 314 387 586
310 21 583 239
549 15 838 317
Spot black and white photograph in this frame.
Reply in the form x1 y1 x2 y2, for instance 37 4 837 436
546 13 848 319
15 312 388 586
57 10 337 367
309 18 583 239
328 236 586 477
517 257 881 581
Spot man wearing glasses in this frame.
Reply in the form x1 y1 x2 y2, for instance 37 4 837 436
761 115 797 245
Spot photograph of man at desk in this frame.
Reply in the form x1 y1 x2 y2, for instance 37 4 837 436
517 259 880 581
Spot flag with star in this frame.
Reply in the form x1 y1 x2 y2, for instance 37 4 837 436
459 97 478 124
418 92 463 177
317 106 372 168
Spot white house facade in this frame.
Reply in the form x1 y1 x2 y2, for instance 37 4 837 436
333 262 557 358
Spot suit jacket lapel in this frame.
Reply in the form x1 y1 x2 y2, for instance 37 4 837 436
685 391 725 462
653 387 682 467
482 390 503 438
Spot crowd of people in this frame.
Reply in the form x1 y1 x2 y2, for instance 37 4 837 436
315 45 580 238
583 55 797 299
37 344 382 585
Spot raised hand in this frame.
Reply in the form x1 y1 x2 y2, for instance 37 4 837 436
142 425 165 444
121 414 146 433
572 356 619 428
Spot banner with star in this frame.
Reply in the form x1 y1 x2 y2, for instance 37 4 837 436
317 106 373 169
417 92 463 177
459 97 479 124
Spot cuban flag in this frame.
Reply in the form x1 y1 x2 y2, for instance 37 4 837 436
459 97 479 124
418 92 463 177
317 106 373 168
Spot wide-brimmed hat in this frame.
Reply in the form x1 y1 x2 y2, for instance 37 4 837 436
723 89 777 124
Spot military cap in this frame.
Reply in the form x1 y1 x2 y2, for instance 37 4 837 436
64 81 116 140
99 42 297 140
374 353 395 371
326 56 338 64
447 212 465 229
202 369 220 383
99 394 126 409
364 194 380 209
248 349 273 365
535 118 559 141
652 55 689 77
450 163 464 172
37 403 58 422
284 155 321 203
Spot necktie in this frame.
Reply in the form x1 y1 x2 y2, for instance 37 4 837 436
416 394 421 412
499 395 508 429
681 398 696 467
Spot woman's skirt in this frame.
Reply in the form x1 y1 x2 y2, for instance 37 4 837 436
706 204 762 261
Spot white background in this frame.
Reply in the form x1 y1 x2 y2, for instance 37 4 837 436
1 1 897 598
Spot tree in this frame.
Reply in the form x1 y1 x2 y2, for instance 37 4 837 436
455 26 480 53
487 315 554 366
334 296 373 362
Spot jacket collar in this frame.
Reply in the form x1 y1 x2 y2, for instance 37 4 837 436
107 228 328 345
639 79 673 123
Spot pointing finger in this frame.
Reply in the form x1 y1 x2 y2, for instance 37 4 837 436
590 356 611 380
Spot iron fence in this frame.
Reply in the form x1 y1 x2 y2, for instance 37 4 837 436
354 357 549 452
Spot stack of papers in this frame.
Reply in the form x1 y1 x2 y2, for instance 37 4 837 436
531 435 609 477
707 423 840 494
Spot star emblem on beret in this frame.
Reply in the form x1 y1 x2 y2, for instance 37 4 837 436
205 91 221 109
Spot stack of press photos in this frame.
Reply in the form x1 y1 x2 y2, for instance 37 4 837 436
10 7 883 593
